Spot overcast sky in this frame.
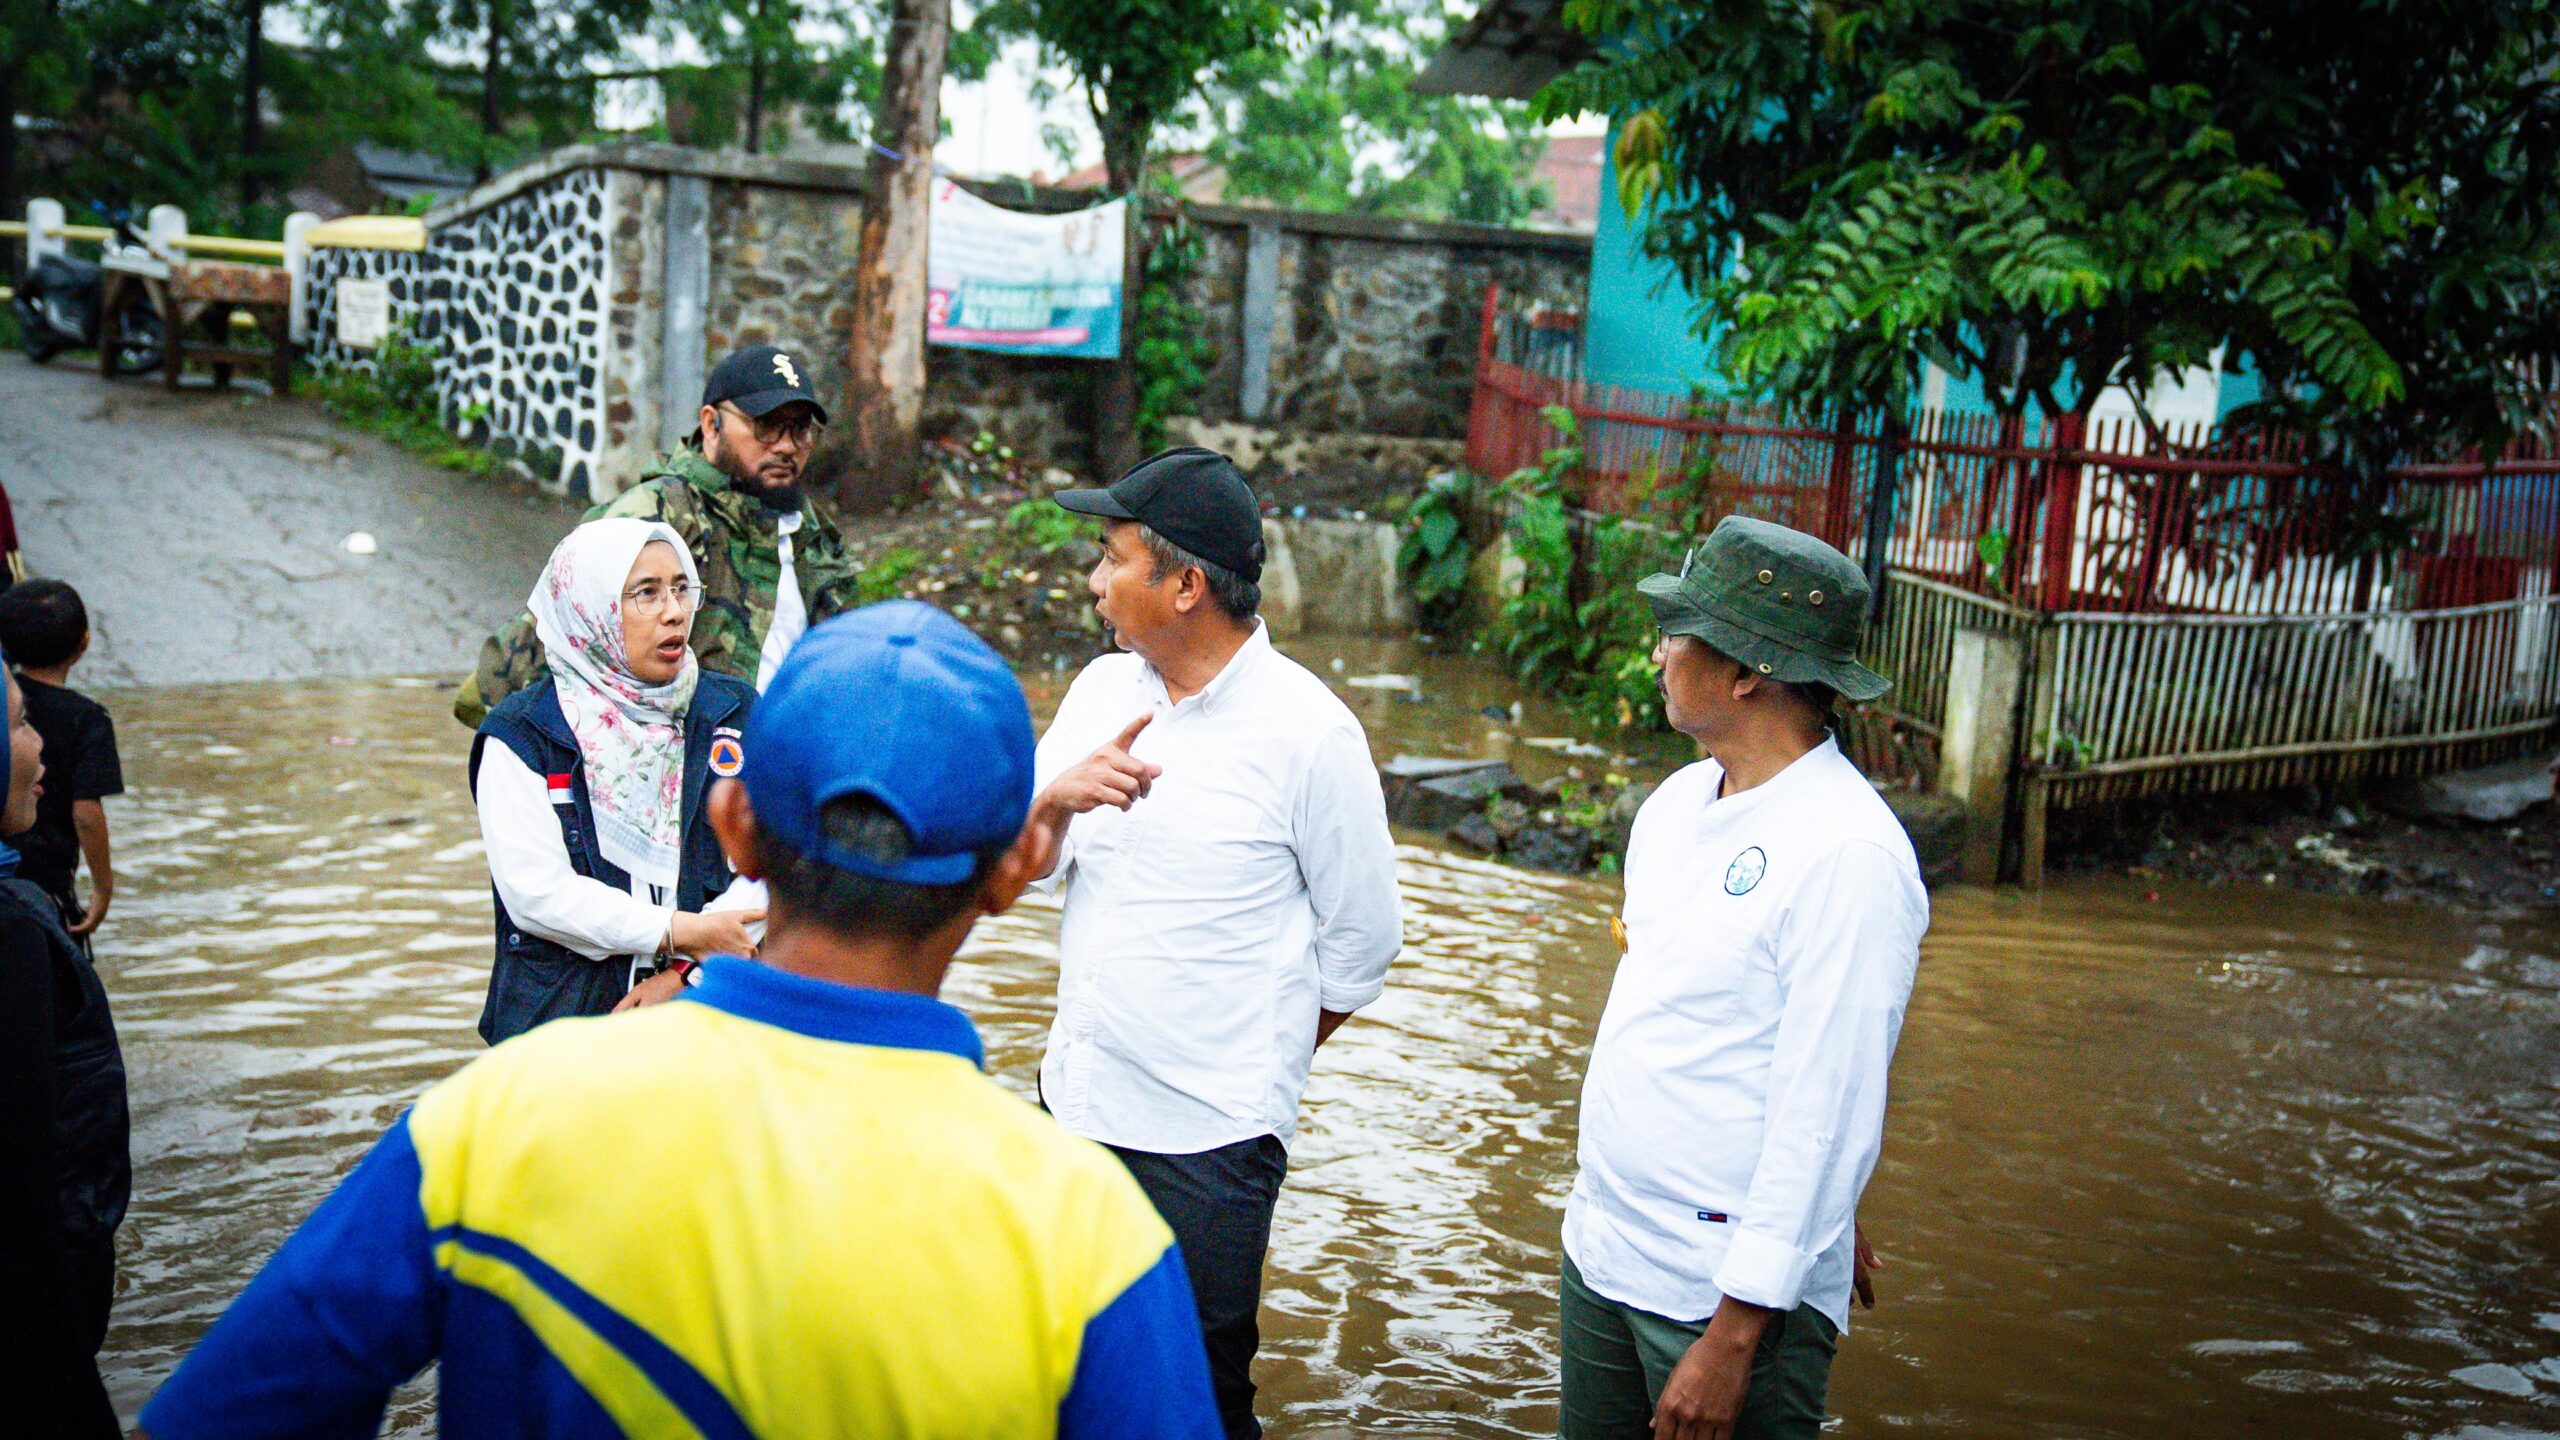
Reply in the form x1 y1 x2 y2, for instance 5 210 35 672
934 38 1606 183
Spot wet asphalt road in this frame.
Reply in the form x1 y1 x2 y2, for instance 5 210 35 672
0 354 580 688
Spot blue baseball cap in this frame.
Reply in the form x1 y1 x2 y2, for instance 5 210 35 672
740 601 1033 885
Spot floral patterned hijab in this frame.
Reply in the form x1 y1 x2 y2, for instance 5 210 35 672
529 518 702 891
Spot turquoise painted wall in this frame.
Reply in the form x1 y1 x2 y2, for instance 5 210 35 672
1585 144 1726 393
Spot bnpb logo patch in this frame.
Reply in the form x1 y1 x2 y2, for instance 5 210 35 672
708 736 746 777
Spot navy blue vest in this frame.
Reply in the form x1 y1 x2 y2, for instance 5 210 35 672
468 672 754 1044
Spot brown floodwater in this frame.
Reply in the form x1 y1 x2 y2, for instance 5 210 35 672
91 643 2560 1437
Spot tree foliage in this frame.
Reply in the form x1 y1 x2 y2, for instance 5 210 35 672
975 0 1288 190
1540 0 2560 456
1206 0 1550 226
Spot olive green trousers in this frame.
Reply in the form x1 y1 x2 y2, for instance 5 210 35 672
1557 1254 1838 1440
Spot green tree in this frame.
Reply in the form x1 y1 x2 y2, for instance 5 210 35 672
353 0 650 180
1542 0 2560 452
654 0 884 153
1209 0 1548 226
975 0 1292 472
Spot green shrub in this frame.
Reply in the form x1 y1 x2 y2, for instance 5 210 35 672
856 546 926 605
309 323 506 478
1004 498 1103 554
1132 205 1212 452
1463 407 1671 731
1395 473 1475 627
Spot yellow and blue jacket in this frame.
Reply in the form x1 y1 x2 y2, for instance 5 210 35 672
140 959 1218 1440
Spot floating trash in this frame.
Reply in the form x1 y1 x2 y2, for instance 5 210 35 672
341 531 378 556
1345 673 1422 693
1519 736 1610 759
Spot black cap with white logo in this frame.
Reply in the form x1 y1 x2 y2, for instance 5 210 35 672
703 344 828 424
1055 447 1266 581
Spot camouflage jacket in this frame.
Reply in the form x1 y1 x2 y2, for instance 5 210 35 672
454 450 866 728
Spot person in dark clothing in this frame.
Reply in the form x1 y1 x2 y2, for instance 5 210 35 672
0 581 121 941
0 654 131 1439
470 519 763 1044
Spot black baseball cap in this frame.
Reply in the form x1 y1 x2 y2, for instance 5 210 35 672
704 344 827 424
1055 447 1266 580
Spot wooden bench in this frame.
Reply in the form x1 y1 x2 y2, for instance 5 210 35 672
98 257 295 392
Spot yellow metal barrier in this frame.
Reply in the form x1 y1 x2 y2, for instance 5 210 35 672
0 220 114 242
302 215 427 251
176 234 288 261
0 220 285 257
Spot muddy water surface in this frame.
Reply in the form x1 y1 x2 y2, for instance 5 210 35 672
94 650 2560 1437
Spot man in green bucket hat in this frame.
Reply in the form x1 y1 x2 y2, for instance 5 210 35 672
1558 516 1929 1440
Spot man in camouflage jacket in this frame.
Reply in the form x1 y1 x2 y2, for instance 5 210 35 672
455 345 865 727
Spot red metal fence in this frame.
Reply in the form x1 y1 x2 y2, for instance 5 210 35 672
1467 285 2560 618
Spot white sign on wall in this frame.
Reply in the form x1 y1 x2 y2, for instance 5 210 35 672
335 278 392 349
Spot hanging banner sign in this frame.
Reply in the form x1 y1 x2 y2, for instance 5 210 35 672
927 179 1124 359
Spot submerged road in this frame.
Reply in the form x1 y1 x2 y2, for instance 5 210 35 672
0 354 579 688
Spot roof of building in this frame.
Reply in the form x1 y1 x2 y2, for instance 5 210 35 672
1051 152 1227 202
1530 133 1603 232
352 142 473 202
1412 0 1589 102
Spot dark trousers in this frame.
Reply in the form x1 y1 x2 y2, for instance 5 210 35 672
54 1237 119 1440
1107 1135 1289 1440
1558 1254 1837 1440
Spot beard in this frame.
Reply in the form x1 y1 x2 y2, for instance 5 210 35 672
707 429 803 512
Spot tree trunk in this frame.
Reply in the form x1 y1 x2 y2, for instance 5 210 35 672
476 1 505 183
744 0 767 153
238 0 266 210
0 51 19 245
1091 103 1150 479
840 0 949 505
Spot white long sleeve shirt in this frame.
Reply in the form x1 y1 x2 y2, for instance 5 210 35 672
1034 623 1402 1154
1564 738 1927 1331
474 743 763 984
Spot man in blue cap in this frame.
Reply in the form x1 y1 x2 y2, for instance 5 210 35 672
138 602 1219 1440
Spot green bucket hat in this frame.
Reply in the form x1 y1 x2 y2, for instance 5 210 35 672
1636 515 1890 702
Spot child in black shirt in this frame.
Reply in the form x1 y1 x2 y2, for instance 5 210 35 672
0 581 121 940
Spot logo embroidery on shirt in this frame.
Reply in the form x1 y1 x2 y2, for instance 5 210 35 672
1696 1209 1731 1224
1724 846 1767 896
708 736 746 777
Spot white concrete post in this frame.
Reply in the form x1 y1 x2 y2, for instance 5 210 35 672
282 211 319 344
1939 625 2029 883
25 199 65 265
145 204 189 262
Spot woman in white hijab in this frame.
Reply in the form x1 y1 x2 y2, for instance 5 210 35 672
468 518 763 1044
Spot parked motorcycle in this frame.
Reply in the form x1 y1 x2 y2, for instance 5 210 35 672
13 218 167 374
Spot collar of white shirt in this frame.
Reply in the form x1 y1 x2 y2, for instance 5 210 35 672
1137 618 1271 716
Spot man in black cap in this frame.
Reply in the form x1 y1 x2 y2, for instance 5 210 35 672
454 344 868 726
1016 446 1405 1439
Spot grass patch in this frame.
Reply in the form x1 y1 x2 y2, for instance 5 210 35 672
307 325 507 478
1003 497 1102 554
855 546 926 604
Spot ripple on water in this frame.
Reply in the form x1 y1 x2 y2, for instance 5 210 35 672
87 667 2560 1440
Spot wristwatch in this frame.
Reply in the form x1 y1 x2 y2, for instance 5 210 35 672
671 958 703 987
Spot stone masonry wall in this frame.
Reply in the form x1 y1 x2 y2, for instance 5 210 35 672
599 166 665 487
700 180 866 402
303 143 1591 493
